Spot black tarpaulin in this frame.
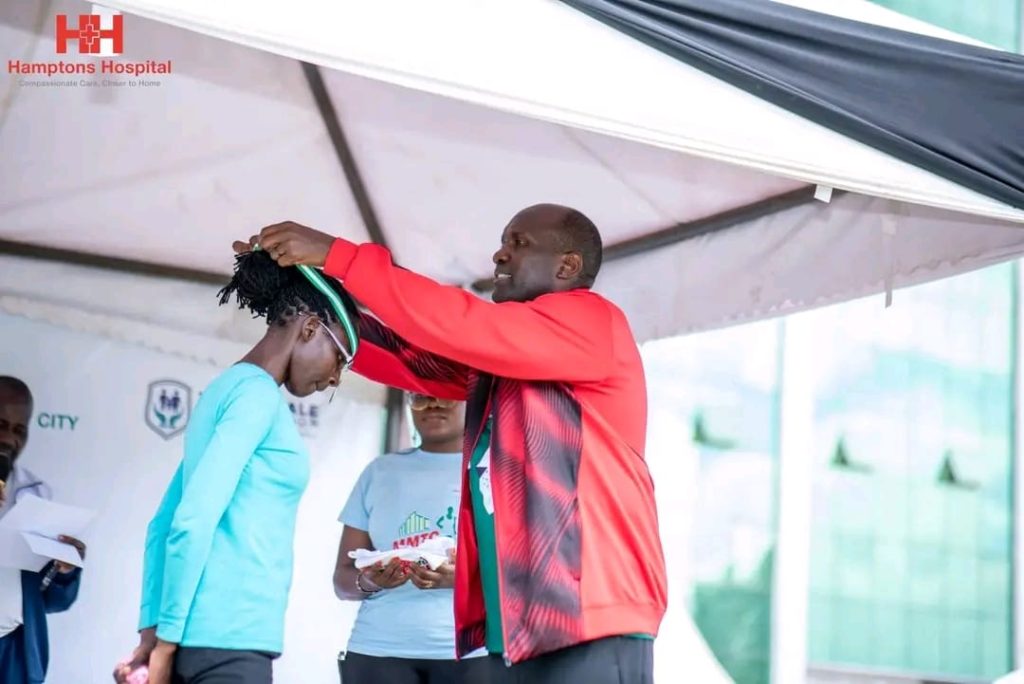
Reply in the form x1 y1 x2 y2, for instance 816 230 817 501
559 0 1024 210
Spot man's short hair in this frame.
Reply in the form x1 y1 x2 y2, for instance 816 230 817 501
0 376 33 405
557 209 603 287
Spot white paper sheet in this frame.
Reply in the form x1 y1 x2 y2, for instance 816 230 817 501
348 535 454 570
21 532 86 568
0 495 95 570
0 494 96 538
0 528 48 572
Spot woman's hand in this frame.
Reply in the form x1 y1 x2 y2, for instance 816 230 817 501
112 628 156 683
410 548 456 590
146 639 178 684
360 557 411 590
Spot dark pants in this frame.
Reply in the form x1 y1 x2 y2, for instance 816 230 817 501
482 636 654 684
172 647 273 684
0 627 29 684
339 651 490 684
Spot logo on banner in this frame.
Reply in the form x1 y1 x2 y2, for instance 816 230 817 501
6 9 173 88
37 413 79 431
55 14 124 55
145 380 191 440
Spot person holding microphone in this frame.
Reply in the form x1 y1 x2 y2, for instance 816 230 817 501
0 376 86 684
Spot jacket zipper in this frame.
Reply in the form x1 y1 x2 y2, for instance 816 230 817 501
489 401 513 668
472 382 512 667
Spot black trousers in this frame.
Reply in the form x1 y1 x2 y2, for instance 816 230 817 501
480 636 654 684
172 647 273 684
339 651 490 684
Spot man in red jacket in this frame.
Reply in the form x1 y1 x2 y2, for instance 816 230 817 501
236 204 667 683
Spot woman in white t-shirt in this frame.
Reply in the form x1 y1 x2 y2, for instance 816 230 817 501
333 393 485 684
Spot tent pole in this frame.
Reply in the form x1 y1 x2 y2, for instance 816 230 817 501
300 62 406 452
1014 261 1023 669
383 387 408 454
301 62 389 248
468 185 828 293
0 239 226 285
603 186 826 262
771 317 813 684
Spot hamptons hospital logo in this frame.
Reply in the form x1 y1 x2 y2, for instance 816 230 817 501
56 13 124 54
7 10 173 88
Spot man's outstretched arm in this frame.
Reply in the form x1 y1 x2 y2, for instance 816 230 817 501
354 312 468 400
237 223 616 382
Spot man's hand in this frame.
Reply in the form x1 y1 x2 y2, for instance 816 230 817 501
410 548 455 590
113 628 157 683
55 535 86 573
146 639 178 684
360 557 411 590
232 221 336 267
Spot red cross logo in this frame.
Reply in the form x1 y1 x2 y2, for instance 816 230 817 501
55 14 124 55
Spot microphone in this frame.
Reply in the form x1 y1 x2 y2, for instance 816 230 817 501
0 451 12 510
40 562 59 591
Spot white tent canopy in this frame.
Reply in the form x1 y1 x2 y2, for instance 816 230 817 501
2 0 1023 342
2 2 1021 682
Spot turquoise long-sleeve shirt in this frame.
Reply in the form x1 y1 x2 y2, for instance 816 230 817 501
138 363 310 653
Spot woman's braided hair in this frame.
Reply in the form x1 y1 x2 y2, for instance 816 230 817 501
217 250 358 327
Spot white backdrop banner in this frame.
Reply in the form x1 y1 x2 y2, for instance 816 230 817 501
1 309 735 684
1 312 383 683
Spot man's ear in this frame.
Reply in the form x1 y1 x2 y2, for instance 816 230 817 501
557 252 584 281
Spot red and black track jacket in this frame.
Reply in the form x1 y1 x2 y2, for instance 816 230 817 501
325 239 667 664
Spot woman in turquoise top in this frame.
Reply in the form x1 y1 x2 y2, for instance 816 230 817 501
114 250 359 684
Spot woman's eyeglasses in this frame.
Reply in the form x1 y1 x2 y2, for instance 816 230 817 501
318 320 354 373
313 318 353 403
408 394 458 411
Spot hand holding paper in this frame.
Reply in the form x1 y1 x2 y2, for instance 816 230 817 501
0 494 95 570
409 547 456 590
22 533 84 568
348 535 455 571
